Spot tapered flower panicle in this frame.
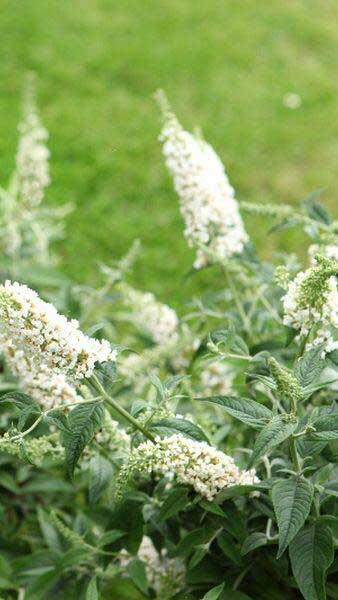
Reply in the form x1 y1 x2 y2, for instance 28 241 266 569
282 255 338 354
124 433 259 501
156 91 248 269
16 73 50 210
0 281 116 408
0 281 114 378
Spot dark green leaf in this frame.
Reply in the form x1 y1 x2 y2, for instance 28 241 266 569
197 395 272 428
63 401 105 476
272 477 314 557
0 391 37 408
88 454 113 504
216 482 270 502
150 418 209 443
249 415 298 466
289 523 334 600
158 486 190 521
241 532 267 555
46 410 71 433
217 531 242 565
311 414 338 441
177 527 215 557
294 346 326 388
127 559 148 594
201 583 225 600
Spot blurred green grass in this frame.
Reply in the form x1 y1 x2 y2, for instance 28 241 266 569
1 0 338 308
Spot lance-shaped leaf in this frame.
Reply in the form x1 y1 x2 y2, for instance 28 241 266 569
63 401 105 476
201 583 225 600
294 345 326 388
197 395 272 428
272 477 314 558
150 418 209 443
311 413 338 441
249 415 297 467
241 532 267 556
289 524 334 600
88 454 113 504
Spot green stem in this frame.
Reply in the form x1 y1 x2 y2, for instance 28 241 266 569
90 375 155 442
221 265 251 333
10 414 44 442
289 437 301 474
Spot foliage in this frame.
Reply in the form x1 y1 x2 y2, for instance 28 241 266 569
0 83 337 600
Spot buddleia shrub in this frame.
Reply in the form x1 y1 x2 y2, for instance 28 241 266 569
0 84 337 600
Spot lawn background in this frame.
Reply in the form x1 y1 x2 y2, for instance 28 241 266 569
1 0 338 309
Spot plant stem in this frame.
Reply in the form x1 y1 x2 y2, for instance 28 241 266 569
10 414 44 442
289 437 301 474
90 375 155 442
221 265 251 333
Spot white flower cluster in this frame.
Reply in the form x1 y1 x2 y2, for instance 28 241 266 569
282 257 338 354
16 75 50 210
121 283 179 345
199 360 234 396
0 281 115 408
158 93 248 268
127 434 259 501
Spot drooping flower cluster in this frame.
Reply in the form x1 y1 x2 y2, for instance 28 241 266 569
282 255 338 354
157 91 248 268
124 433 259 501
0 281 115 408
120 283 179 345
15 73 50 210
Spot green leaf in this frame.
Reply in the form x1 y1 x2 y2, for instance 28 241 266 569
272 477 314 558
37 506 61 552
98 529 125 547
249 415 298 466
217 531 242 565
177 527 215 557
241 532 267 555
62 401 105 476
127 559 148 595
88 454 113 504
0 391 37 408
108 499 143 554
46 409 71 433
24 569 59 600
150 418 209 442
199 499 227 517
197 395 272 428
302 193 331 225
216 482 270 502
201 582 225 600
294 346 326 388
86 577 99 600
158 486 190 521
311 414 338 441
289 523 334 600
